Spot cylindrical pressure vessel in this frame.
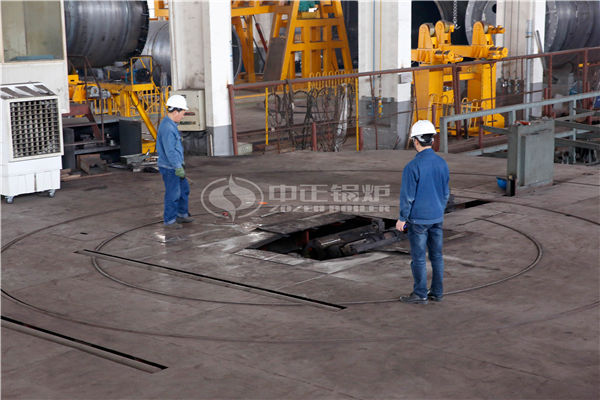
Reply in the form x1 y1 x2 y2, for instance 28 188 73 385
64 0 149 68
137 20 171 84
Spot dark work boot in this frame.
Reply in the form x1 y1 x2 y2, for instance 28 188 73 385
427 289 443 302
400 292 428 304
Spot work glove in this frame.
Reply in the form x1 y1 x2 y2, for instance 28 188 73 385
175 167 185 178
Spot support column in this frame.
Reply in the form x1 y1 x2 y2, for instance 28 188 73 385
169 1 204 89
201 1 234 155
358 0 412 150
497 0 546 118
170 1 234 156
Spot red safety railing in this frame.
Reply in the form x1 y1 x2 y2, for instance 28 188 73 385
228 46 600 155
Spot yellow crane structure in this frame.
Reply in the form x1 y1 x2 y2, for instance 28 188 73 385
232 0 353 82
412 20 508 136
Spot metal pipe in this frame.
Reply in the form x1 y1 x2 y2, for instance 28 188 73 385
548 54 553 116
355 77 359 152
583 49 589 109
227 84 239 156
439 91 600 152
253 16 268 52
265 88 269 145
451 64 463 137
524 18 533 121
478 118 484 149
311 122 317 151
359 126 364 151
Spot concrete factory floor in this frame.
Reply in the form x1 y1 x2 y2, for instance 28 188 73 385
1 150 599 400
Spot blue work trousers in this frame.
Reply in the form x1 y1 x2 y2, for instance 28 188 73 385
407 222 444 298
159 167 190 225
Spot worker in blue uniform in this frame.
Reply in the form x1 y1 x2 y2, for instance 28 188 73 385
397 120 450 304
157 94 194 229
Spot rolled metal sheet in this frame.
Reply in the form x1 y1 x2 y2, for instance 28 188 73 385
138 20 171 84
544 1 598 66
136 21 243 84
465 0 497 44
585 1 600 49
463 0 600 67
232 28 242 80
64 0 149 68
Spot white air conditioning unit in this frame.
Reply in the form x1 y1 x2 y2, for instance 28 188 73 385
1 83 63 203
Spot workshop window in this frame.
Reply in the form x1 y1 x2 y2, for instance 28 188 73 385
1 1 64 62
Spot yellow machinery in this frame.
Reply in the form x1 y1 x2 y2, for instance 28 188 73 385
412 20 508 135
231 1 274 83
69 1 353 153
232 0 352 82
151 0 352 83
69 56 168 153
153 0 169 19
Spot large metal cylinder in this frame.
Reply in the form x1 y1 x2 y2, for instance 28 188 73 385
64 0 149 68
544 0 600 66
464 0 497 44
136 20 243 84
464 0 600 67
138 20 171 84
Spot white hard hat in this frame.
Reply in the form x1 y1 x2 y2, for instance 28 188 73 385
410 120 436 138
166 94 189 110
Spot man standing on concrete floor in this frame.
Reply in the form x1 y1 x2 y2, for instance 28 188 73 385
397 120 450 304
157 94 194 229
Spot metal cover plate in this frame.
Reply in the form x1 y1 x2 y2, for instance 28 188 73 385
258 213 357 234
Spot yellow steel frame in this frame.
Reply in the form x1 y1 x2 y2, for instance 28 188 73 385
412 21 508 135
272 0 352 81
69 56 168 153
232 1 281 83
154 1 352 84
232 1 352 83
153 1 169 19
231 1 280 17
232 14 257 82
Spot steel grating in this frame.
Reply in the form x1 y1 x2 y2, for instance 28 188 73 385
9 99 61 159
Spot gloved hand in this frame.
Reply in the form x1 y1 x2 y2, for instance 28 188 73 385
175 167 185 178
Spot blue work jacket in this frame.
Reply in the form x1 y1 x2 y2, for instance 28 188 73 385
156 116 184 170
399 148 450 224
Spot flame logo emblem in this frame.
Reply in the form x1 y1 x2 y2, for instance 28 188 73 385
201 175 264 221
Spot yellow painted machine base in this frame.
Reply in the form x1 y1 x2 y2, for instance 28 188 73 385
142 140 156 154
